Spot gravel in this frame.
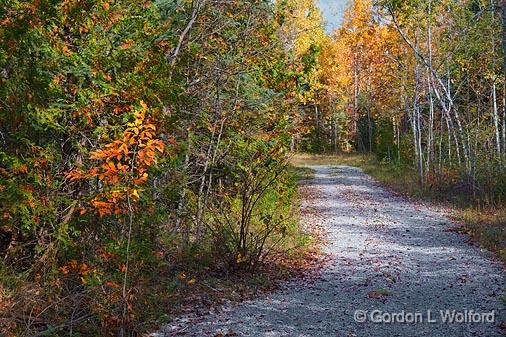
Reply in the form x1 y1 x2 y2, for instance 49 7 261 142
156 165 505 337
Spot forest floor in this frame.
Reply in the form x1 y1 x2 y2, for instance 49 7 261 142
154 164 505 336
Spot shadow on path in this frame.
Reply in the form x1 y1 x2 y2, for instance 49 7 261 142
157 165 505 337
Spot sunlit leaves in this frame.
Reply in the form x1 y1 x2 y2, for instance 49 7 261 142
83 101 165 217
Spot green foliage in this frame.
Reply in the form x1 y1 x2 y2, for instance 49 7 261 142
205 135 294 271
0 0 306 335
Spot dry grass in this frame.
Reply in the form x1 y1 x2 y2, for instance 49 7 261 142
290 153 374 167
456 208 506 262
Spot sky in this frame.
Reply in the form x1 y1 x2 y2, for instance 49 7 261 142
317 0 348 34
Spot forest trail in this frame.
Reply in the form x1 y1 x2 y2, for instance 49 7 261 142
158 166 505 337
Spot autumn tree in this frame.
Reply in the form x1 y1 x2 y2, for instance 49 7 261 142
317 0 506 201
277 0 329 152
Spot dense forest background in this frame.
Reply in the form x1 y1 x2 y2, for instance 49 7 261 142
300 0 506 203
0 0 505 335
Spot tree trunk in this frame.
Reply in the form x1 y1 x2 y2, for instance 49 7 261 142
367 108 373 152
412 59 424 183
502 0 506 76
331 112 337 153
315 104 320 150
353 62 360 149
492 81 502 155
502 81 506 154
492 0 502 156
427 76 434 177
426 0 434 176
177 131 192 248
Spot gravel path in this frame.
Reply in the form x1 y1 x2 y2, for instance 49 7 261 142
158 165 505 337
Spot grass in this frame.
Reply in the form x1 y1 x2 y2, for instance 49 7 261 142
288 164 316 181
291 153 506 264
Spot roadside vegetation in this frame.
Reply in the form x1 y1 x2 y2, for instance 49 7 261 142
0 1 325 335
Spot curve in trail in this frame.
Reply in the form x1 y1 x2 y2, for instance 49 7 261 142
159 165 505 337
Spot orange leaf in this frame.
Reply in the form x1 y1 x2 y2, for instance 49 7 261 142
105 281 121 289
120 41 133 49
90 150 108 160
66 169 83 181
17 165 28 174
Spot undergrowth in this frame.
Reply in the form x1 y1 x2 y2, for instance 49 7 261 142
0 165 319 336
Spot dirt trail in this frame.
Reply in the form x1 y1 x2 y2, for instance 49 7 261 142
157 165 505 337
